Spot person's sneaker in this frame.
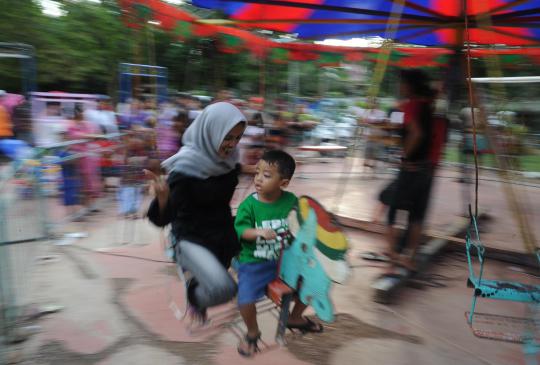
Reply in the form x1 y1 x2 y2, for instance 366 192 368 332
185 278 207 325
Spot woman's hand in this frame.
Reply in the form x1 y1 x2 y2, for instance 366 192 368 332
144 169 169 211
240 164 257 175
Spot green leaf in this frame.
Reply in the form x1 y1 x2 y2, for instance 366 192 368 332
174 21 192 39
317 52 344 64
133 4 153 20
500 54 527 64
270 48 289 62
221 34 243 48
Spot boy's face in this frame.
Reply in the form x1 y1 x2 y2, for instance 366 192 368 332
254 160 289 196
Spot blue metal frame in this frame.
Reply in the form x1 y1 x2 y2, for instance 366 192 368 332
0 43 36 96
118 63 168 103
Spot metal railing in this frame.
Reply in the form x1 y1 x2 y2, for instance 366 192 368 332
0 133 123 355
0 157 47 356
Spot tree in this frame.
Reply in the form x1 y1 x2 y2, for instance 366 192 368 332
0 0 136 94
0 0 46 93
38 0 135 94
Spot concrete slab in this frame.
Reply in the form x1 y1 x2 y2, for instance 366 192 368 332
371 215 471 304
6 159 538 365
330 338 486 365
282 159 540 256
29 246 128 355
96 345 185 365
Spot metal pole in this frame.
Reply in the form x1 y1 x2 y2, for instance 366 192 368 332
0 197 16 344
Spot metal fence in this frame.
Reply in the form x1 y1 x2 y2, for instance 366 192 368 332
0 134 123 357
0 158 48 355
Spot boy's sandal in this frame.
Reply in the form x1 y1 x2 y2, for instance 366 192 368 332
287 317 324 334
237 332 261 357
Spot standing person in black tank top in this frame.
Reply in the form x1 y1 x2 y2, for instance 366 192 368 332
386 69 435 272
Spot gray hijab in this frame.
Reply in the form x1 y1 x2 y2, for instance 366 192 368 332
162 102 246 179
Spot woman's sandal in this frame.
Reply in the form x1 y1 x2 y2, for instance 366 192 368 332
237 332 261 357
185 279 208 324
360 251 390 262
186 305 208 326
287 317 324 334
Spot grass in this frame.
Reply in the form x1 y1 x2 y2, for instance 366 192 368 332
443 146 540 172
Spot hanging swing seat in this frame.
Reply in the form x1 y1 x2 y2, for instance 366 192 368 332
465 212 540 345
467 277 540 303
464 311 540 343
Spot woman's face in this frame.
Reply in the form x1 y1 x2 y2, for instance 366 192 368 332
218 122 245 159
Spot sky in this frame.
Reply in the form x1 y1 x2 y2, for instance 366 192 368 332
39 0 184 17
40 0 99 16
317 38 384 48
40 0 64 16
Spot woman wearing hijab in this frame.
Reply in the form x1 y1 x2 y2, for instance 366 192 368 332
146 102 247 322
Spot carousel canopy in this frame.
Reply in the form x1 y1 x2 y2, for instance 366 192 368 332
118 0 540 67
191 0 540 46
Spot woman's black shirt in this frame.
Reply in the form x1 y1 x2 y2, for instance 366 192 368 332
147 165 241 266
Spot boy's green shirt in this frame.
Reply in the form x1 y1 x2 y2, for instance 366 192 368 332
235 191 298 264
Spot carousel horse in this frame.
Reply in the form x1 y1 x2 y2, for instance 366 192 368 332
268 195 350 341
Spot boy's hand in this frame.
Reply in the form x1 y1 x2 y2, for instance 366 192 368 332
257 228 277 240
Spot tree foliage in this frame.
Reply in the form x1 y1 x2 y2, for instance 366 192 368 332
0 0 336 99
0 0 134 94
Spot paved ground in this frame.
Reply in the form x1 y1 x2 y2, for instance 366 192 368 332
286 158 540 254
2 159 539 364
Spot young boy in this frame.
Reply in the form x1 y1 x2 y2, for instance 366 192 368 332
234 150 323 357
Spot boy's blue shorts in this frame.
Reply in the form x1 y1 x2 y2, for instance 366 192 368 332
237 260 278 306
